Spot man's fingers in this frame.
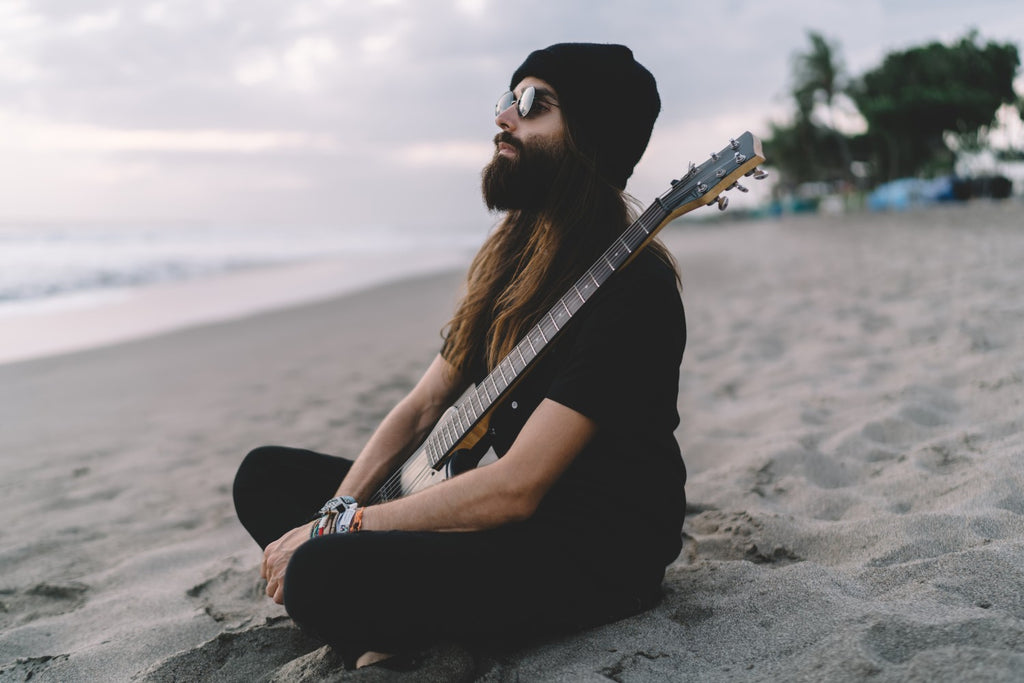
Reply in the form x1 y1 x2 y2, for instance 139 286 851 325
273 583 284 605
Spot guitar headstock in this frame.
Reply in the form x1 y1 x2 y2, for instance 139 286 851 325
658 132 766 220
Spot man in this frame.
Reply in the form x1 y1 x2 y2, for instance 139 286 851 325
233 43 687 667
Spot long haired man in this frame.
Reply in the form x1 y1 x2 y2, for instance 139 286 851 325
234 43 687 667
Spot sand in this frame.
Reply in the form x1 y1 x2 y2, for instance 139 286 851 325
1 201 1022 681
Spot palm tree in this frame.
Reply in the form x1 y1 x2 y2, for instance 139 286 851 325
792 31 854 181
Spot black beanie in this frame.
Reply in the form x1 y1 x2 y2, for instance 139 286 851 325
510 43 660 190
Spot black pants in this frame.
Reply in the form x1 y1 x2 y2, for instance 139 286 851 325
233 446 652 661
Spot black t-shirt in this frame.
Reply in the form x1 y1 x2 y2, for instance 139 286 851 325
451 250 687 589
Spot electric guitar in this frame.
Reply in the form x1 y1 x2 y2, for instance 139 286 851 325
369 132 766 504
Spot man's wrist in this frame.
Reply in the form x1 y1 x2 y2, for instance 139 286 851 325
309 501 365 537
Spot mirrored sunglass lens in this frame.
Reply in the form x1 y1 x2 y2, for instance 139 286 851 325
495 91 515 116
518 86 535 118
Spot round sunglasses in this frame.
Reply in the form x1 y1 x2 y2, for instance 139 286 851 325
494 86 557 119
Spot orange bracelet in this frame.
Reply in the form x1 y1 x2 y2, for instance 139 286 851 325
350 507 365 532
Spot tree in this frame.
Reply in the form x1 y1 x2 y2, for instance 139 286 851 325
849 31 1020 181
765 31 855 190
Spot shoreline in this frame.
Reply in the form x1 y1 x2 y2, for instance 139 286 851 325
0 247 474 366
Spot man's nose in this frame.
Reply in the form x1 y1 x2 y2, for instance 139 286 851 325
495 104 517 131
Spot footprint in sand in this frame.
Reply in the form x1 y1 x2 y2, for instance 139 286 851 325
139 620 323 681
862 617 1024 666
0 654 70 681
913 441 971 474
685 510 802 566
185 564 280 630
0 582 88 629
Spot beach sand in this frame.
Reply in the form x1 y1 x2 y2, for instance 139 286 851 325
1 201 1022 681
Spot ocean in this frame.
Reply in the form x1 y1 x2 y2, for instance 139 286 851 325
0 221 482 310
0 221 482 363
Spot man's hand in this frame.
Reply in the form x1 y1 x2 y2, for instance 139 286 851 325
261 523 312 604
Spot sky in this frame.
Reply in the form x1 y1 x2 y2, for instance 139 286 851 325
2 0 1023 233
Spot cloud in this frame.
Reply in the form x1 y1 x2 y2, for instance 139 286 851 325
0 109 339 153
392 141 492 168
0 0 1021 224
65 8 121 34
234 35 341 91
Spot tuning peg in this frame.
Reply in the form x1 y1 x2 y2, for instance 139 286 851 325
753 168 769 180
729 138 740 150
710 152 720 161
728 181 749 193
715 195 729 211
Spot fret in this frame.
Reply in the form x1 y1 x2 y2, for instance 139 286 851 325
433 427 446 456
442 421 455 450
560 298 572 316
573 283 586 303
488 374 501 397
497 362 509 385
538 325 549 343
473 390 484 412
546 312 559 331
588 271 600 288
515 345 528 367
531 328 545 348
602 254 616 271
456 397 472 423
525 334 537 355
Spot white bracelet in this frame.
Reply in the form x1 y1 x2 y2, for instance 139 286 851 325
335 504 360 533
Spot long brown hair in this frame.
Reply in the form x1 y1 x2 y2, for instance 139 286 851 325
442 125 677 376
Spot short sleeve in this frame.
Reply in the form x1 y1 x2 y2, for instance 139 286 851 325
546 256 685 431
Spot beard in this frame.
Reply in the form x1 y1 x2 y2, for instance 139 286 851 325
481 132 565 212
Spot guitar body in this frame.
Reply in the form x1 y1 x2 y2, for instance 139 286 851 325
382 407 491 501
396 447 446 498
